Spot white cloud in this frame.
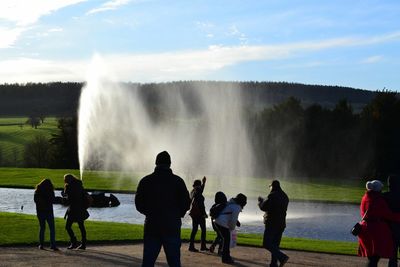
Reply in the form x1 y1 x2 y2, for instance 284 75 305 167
0 26 26 48
86 0 131 15
0 0 87 26
0 32 399 83
0 0 85 48
362 55 384 64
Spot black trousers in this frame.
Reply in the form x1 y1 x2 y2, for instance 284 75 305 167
216 224 231 261
189 216 207 248
65 219 86 244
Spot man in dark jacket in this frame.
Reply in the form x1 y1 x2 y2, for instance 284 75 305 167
135 151 191 267
383 174 400 267
258 180 289 267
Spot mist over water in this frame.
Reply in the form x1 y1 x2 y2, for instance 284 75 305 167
78 56 255 191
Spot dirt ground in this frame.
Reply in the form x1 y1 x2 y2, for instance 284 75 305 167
0 242 390 267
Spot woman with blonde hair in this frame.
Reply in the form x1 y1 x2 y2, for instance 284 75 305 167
34 178 58 251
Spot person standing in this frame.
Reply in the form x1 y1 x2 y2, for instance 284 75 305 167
258 180 289 267
34 178 58 251
135 151 191 267
358 180 400 267
63 173 89 250
383 175 400 267
188 176 208 252
214 193 247 264
209 191 228 255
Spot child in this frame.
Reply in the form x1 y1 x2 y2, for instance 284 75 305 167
214 193 247 264
34 178 58 251
188 176 208 252
209 191 227 254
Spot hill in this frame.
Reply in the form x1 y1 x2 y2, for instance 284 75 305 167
0 81 377 116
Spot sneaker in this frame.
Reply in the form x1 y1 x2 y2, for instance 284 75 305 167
209 244 215 253
222 257 235 264
50 247 59 251
77 244 86 250
188 247 199 252
67 243 78 249
200 246 209 251
38 245 44 250
279 255 289 267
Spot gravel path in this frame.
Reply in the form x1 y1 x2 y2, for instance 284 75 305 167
0 243 390 267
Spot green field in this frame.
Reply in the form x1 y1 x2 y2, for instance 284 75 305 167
0 117 59 166
0 167 366 203
0 212 358 255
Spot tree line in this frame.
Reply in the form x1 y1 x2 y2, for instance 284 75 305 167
250 92 400 180
15 90 400 181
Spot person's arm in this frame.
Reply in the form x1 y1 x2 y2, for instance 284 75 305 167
134 180 146 215
258 195 270 212
179 179 191 217
227 205 240 230
200 176 206 193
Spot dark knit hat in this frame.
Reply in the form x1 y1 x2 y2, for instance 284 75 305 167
155 151 171 166
233 193 247 208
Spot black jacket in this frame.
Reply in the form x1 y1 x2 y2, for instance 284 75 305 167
63 179 89 222
259 187 289 229
135 166 191 235
34 190 55 214
383 176 400 237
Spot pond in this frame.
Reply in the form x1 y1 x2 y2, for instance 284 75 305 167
0 188 359 242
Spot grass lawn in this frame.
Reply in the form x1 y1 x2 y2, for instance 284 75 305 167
0 167 139 192
0 212 358 255
0 167 366 203
0 117 59 166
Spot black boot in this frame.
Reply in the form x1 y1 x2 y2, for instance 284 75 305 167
188 243 198 252
67 237 78 249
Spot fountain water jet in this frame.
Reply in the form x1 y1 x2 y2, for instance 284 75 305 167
78 55 255 193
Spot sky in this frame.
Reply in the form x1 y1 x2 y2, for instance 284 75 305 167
0 0 399 91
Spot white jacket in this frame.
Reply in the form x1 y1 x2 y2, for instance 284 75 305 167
214 199 242 230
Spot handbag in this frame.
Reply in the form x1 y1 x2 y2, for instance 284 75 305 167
351 208 369 236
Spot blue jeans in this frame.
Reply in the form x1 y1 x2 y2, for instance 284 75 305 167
263 227 287 267
37 211 56 248
142 233 181 267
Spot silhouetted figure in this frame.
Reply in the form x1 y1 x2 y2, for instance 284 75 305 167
383 175 400 267
188 176 208 252
358 180 400 267
63 173 89 250
135 151 191 267
34 178 58 251
258 180 289 267
209 191 227 255
214 193 247 264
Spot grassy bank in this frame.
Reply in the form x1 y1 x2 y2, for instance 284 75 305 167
0 167 365 203
0 117 59 166
0 212 358 255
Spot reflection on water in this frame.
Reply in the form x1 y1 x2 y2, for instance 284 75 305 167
0 188 359 242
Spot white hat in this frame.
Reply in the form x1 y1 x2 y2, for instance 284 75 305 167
366 180 383 192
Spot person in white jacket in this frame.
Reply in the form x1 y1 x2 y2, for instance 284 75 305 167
214 193 247 264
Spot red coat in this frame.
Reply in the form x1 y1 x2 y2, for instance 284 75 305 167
358 191 400 258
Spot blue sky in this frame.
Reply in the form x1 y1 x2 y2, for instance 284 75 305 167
0 0 399 91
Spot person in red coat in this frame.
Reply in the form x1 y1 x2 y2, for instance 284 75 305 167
358 180 400 267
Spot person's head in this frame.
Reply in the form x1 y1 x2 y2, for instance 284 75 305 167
233 193 247 208
214 191 227 204
269 179 281 191
387 174 400 192
193 179 202 188
155 151 171 167
35 178 54 193
366 180 383 192
64 173 78 184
